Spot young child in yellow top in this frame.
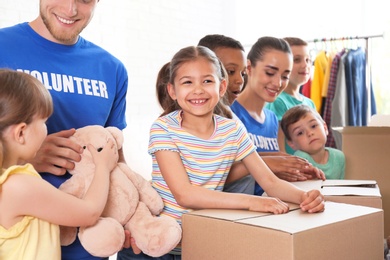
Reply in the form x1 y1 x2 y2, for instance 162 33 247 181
0 69 117 260
280 104 345 179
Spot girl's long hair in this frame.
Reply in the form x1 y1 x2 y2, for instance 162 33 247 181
159 46 232 118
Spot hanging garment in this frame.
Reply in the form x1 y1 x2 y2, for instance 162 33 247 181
344 47 376 126
344 47 366 126
310 50 328 113
331 51 349 149
323 49 346 148
301 77 311 98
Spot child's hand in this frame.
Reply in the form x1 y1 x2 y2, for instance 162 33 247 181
87 138 118 172
249 196 290 214
300 190 325 213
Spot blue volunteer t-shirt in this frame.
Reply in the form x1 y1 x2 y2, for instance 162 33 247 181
0 22 128 260
229 101 279 196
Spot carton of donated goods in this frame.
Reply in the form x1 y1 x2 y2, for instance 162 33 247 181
334 126 390 236
293 179 382 209
182 202 383 260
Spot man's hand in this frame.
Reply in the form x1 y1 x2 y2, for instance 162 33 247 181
28 129 83 175
123 230 141 254
261 155 318 182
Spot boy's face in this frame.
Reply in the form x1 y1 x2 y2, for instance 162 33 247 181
287 112 328 154
214 47 246 105
289 45 312 87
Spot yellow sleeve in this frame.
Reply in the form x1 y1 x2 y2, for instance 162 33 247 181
322 52 335 97
310 51 328 112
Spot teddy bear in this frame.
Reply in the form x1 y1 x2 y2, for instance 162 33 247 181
58 125 182 257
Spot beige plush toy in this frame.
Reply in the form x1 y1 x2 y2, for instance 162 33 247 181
58 125 182 257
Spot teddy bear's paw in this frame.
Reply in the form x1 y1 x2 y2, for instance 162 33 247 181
127 202 182 258
142 235 163 257
141 222 182 257
79 217 125 257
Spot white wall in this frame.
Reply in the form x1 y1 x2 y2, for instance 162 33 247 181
0 0 236 179
235 0 386 45
1 0 389 180
83 0 237 179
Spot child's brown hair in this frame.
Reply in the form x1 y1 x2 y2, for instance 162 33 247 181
280 104 324 141
0 69 53 167
160 46 232 119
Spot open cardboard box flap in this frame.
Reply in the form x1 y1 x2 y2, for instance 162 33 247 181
237 202 381 233
292 179 380 196
185 202 381 234
323 179 377 187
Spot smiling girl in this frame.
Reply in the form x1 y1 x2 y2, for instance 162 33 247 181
117 46 325 259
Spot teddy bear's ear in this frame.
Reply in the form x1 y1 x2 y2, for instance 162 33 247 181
106 127 124 150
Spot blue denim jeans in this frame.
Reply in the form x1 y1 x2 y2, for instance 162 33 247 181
116 248 181 260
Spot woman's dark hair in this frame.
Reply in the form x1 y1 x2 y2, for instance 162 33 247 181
247 36 292 67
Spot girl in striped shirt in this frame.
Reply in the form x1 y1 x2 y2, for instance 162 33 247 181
123 46 325 259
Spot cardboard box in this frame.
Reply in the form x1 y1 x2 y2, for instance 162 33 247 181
322 180 382 209
292 179 382 209
182 202 383 260
334 126 390 236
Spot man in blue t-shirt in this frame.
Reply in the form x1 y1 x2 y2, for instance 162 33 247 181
0 1 138 259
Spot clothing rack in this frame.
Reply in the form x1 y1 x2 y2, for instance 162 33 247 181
309 33 384 130
307 34 384 65
307 34 384 63
306 33 384 43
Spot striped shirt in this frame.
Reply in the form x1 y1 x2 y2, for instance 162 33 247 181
148 110 256 224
